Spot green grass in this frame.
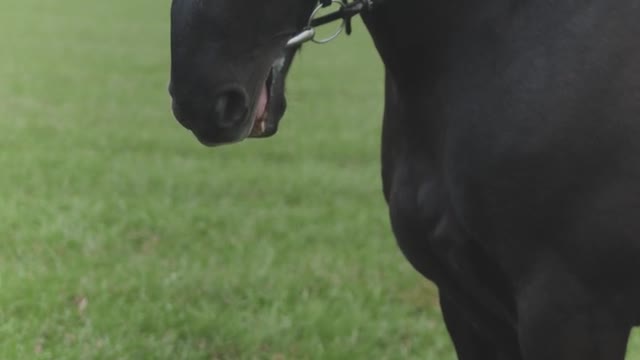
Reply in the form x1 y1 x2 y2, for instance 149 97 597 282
0 0 638 359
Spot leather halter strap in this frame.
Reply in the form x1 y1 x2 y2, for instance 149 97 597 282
286 0 380 48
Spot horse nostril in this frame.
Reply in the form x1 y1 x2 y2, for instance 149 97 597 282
213 88 249 129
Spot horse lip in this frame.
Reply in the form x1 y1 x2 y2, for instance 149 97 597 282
249 70 273 137
249 57 285 138
191 127 244 147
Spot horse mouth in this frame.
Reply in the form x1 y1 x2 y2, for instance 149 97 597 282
248 53 289 139
249 70 273 137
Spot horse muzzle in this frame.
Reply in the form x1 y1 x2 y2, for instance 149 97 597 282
170 85 256 146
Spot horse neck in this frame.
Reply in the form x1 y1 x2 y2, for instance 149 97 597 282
360 1 518 157
361 1 514 91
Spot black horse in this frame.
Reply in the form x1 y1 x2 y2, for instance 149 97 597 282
169 1 640 359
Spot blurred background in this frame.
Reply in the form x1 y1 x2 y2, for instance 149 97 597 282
2 0 638 359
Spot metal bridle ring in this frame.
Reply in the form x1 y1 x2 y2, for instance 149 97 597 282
309 0 347 44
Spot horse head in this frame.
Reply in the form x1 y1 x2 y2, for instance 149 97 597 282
169 0 318 146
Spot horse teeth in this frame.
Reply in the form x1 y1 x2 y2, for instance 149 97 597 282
260 120 266 133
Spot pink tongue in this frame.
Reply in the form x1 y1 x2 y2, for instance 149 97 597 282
256 83 268 120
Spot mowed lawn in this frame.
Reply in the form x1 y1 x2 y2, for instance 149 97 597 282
1 1 639 359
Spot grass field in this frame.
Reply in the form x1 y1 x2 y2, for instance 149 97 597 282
1 0 639 359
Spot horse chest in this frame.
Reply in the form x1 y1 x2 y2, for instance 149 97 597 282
383 143 519 323
383 151 464 281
